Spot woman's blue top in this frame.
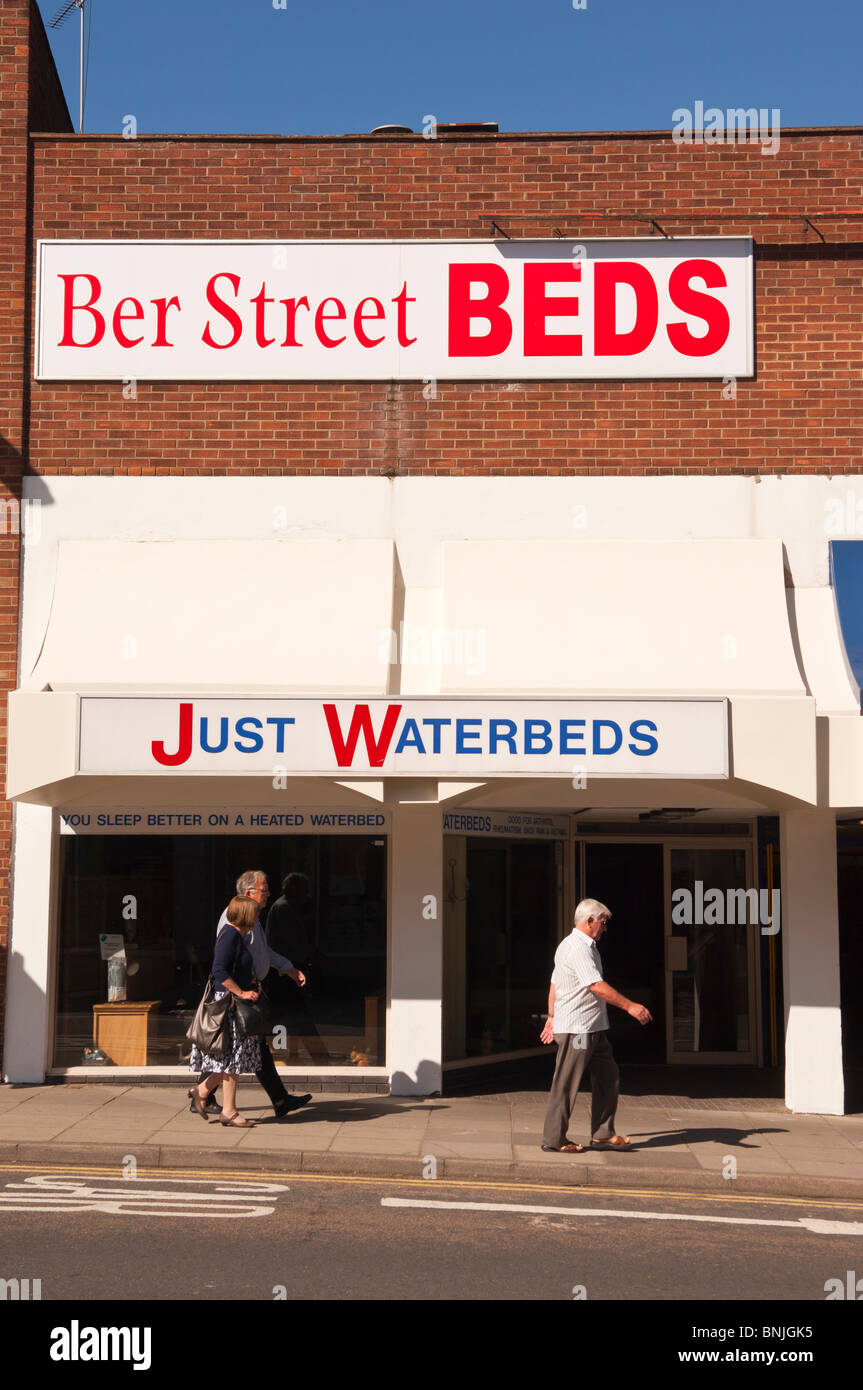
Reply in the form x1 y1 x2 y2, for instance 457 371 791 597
212 927 255 990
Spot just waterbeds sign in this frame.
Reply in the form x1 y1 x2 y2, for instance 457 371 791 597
77 697 729 779
36 238 754 382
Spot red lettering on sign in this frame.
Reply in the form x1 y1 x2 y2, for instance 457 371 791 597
354 297 386 348
279 296 310 347
250 282 275 348
152 702 193 767
524 263 582 356
392 282 417 347
151 295 180 347
111 297 145 349
448 264 512 356
315 297 347 348
594 262 659 355
323 703 402 768
57 273 105 348
201 273 243 349
666 259 730 356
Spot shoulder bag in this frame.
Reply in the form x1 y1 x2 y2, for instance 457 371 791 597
232 987 273 1041
186 974 232 1056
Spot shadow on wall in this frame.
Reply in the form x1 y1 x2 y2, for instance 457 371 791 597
1 950 46 1082
390 1060 442 1098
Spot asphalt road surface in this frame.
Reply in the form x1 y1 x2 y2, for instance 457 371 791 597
1 1162 862 1306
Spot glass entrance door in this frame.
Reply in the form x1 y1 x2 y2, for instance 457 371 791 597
665 844 758 1063
575 830 759 1066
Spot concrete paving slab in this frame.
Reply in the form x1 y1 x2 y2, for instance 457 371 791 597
763 1142 862 1161
691 1153 795 1173
9 1092 121 1109
242 1133 331 1153
249 1131 335 1151
424 1140 514 1160
0 1121 89 1141
786 1159 863 1179
328 1135 425 1156
0 1093 47 1111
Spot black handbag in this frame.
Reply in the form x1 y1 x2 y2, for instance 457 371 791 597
186 975 231 1056
232 990 273 1041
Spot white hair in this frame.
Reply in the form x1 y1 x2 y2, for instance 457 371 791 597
574 897 611 927
236 869 266 895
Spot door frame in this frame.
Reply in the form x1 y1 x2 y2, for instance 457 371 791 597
574 823 761 1066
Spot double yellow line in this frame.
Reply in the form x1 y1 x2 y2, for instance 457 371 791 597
1 1160 861 1214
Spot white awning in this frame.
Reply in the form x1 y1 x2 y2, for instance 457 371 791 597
440 538 807 696
26 538 396 693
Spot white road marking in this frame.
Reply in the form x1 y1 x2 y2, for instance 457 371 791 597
0 1173 289 1218
381 1196 863 1236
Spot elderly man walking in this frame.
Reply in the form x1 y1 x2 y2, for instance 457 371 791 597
539 898 652 1153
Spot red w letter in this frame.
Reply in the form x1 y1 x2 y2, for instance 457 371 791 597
323 703 402 768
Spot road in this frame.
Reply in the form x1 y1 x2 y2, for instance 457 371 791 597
1 1162 862 1305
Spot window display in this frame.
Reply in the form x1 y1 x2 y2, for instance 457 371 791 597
53 833 387 1069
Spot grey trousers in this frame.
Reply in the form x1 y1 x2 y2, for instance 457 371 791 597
542 1029 620 1147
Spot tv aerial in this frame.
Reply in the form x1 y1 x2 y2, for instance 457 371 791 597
50 0 91 134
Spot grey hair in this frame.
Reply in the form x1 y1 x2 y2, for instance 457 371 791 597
236 869 266 895
574 897 611 927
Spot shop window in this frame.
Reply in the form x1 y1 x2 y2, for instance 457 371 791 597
53 834 386 1069
462 839 558 1057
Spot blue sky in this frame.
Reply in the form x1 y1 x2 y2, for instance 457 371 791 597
38 0 863 137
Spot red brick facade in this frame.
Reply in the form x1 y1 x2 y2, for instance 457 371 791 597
1 0 862 1066
0 1 71 1062
27 133 863 477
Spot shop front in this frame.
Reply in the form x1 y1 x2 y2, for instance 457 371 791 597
5 472 861 1113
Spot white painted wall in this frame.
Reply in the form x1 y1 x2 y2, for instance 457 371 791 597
780 809 845 1114
388 803 443 1095
3 804 55 1083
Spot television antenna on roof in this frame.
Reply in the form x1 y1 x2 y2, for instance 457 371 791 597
50 0 90 134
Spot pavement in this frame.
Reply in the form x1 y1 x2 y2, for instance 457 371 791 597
2 1080 863 1199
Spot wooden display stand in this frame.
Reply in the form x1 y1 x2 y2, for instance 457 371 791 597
92 1001 160 1066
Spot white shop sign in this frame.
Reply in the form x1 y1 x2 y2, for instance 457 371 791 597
36 238 753 381
76 697 729 779
442 811 570 840
59 807 391 834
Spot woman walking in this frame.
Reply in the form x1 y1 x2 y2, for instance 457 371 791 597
189 895 262 1128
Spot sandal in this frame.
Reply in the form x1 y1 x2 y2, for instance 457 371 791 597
219 1111 255 1128
541 1142 586 1153
190 1087 210 1121
591 1135 632 1149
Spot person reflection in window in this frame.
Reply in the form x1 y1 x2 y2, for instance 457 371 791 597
267 872 331 1064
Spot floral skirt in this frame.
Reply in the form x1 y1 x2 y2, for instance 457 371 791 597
189 992 261 1076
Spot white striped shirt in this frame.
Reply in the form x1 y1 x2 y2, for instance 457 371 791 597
551 928 608 1034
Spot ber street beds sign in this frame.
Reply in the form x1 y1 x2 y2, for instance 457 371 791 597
36 238 754 382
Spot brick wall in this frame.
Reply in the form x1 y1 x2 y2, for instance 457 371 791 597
27 128 863 476
0 1 71 1069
